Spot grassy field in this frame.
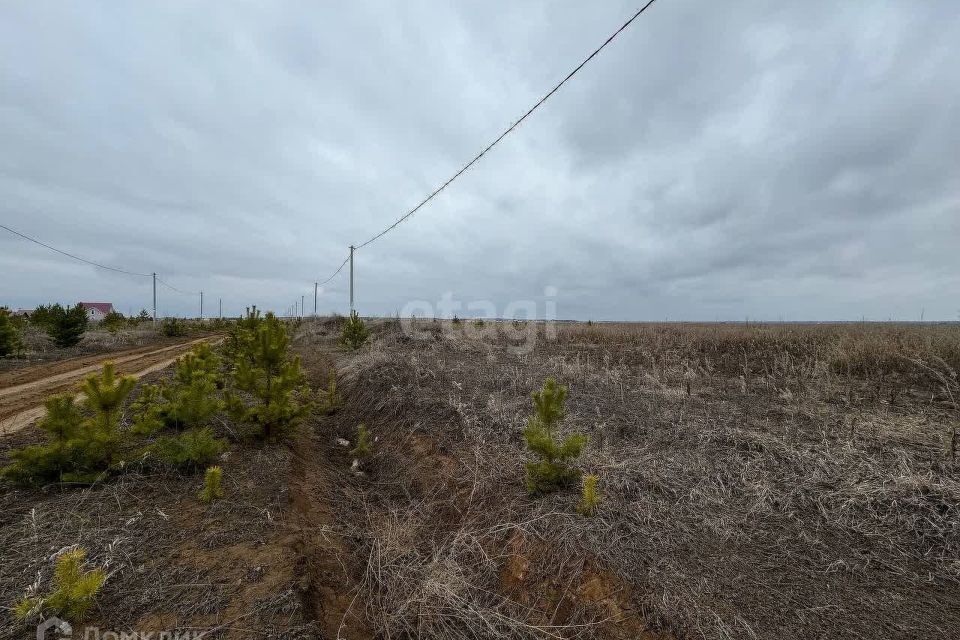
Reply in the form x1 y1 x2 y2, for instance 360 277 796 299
1 318 958 639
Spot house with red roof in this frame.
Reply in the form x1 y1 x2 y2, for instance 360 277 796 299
79 302 115 322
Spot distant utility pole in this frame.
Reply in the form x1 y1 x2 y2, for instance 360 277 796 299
301 295 305 319
199 291 203 320
349 244 355 314
219 298 222 319
152 273 157 323
314 282 318 316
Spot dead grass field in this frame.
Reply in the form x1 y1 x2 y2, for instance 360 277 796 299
1 318 958 639
292 319 960 639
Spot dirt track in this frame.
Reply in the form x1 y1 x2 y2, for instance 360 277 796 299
0 337 218 436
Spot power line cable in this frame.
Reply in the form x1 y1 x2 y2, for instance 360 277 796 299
317 254 350 286
1 223 152 278
2 222 200 296
353 0 659 250
156 277 198 296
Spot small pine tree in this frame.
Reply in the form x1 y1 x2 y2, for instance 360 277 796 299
46 304 88 348
4 363 136 484
160 317 187 337
165 350 223 429
340 310 369 350
199 465 224 503
2 395 83 483
320 371 342 415
577 474 600 516
136 309 151 323
523 378 587 494
150 427 225 469
351 423 372 458
29 304 55 328
226 312 311 441
0 307 23 357
101 311 126 333
14 548 106 623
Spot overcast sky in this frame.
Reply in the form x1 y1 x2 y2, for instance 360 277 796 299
1 1 958 321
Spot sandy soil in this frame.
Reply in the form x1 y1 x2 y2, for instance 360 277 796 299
0 337 218 436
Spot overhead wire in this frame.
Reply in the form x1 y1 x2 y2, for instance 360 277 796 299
1 223 152 278
352 0 660 251
2 222 199 296
156 277 198 296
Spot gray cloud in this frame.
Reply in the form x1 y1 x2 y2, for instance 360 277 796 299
1 1 958 320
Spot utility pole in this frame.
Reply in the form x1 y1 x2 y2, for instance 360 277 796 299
199 291 203 320
314 282 318 316
301 295 305 319
152 273 157 323
219 298 222 319
349 244 355 314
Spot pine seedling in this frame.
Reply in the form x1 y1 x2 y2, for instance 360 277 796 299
82 362 136 431
226 313 310 441
350 423 372 459
523 377 588 494
150 427 226 469
577 474 600 516
15 548 106 622
321 371 342 415
340 310 369 350
130 384 166 436
199 465 224 503
3 395 83 483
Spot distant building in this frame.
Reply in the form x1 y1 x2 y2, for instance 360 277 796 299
79 302 114 322
12 309 33 317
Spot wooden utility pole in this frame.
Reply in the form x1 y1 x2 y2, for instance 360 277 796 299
152 273 157 323
314 282 318 316
349 245 355 314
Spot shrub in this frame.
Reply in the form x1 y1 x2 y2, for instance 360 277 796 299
0 307 23 357
3 363 135 484
161 317 187 337
199 465 224 503
523 377 587 494
101 311 126 333
149 427 225 469
340 310 369 350
226 312 311 441
14 548 106 623
135 309 152 324
351 423 372 458
46 304 88 348
577 474 600 516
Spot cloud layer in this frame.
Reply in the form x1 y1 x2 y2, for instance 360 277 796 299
2 1 958 320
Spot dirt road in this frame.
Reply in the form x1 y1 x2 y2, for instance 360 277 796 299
0 337 218 436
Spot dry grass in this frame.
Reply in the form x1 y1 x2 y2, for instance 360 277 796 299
293 318 960 639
